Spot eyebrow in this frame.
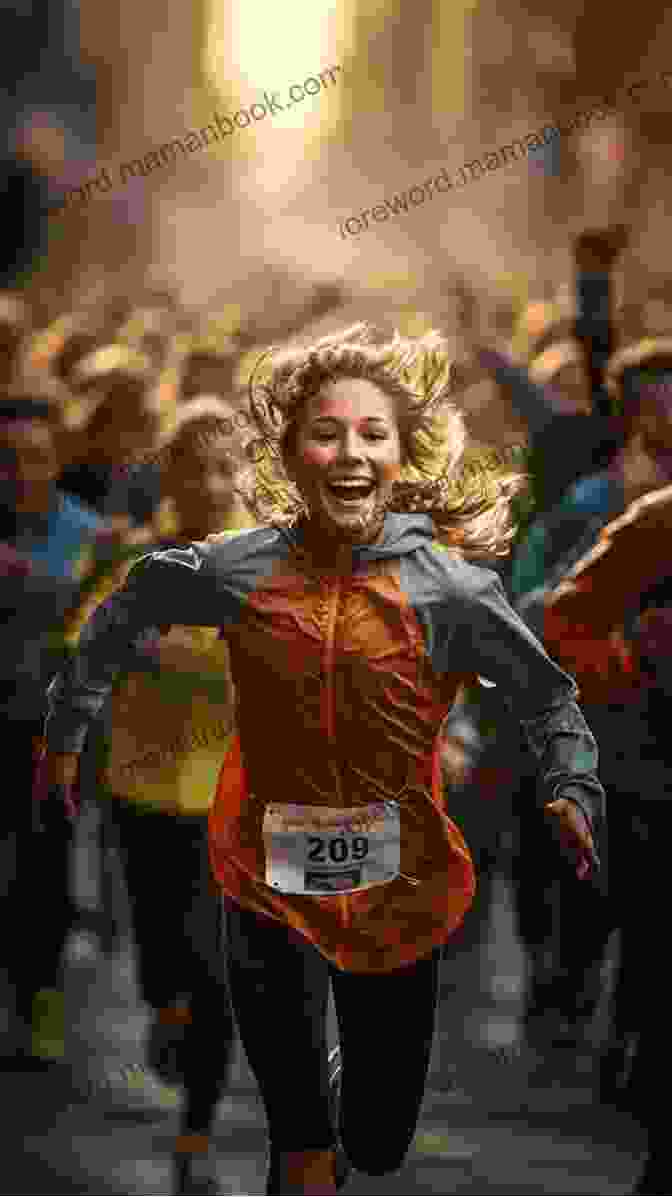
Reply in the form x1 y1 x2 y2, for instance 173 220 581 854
310 415 390 424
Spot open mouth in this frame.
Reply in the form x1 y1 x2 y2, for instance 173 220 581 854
325 479 376 503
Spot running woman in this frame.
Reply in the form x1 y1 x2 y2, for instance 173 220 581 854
78 397 256 1193
41 324 603 1195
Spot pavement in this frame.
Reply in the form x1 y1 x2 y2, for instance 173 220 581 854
0 866 649 1195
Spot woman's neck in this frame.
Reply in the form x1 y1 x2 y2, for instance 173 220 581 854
298 515 385 573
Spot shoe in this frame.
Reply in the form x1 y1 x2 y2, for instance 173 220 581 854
173 1136 220 1195
31 988 66 1061
92 1061 182 1120
265 1148 348 1195
264 1050 351 1194
264 1047 351 1194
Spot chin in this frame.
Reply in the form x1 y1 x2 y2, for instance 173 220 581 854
316 498 387 543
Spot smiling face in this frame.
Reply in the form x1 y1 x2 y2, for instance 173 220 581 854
285 377 404 543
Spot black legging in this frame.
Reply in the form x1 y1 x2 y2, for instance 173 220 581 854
109 800 235 1131
2 717 75 1021
226 902 441 1175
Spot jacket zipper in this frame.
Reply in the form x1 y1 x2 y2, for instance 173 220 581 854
321 576 344 805
320 576 350 923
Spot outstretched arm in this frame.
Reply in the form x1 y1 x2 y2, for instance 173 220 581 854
452 570 604 878
42 543 223 786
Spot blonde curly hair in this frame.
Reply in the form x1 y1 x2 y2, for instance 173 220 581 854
245 322 528 560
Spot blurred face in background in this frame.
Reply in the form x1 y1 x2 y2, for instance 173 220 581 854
167 426 247 536
83 379 160 462
0 417 60 516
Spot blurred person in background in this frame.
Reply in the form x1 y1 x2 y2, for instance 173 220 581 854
515 337 672 612
58 345 164 525
475 226 630 532
0 0 97 289
0 383 108 1064
21 296 186 532
460 228 635 1042
522 477 672 1196
517 339 672 1080
74 397 255 1190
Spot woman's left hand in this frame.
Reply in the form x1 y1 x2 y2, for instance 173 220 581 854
544 798 600 880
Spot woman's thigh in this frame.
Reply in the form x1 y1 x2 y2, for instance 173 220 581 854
331 947 442 1175
226 904 335 1151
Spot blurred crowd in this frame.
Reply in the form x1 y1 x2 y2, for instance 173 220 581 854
1 219 672 1193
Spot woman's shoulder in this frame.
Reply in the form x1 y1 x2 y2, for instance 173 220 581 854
203 523 283 561
419 538 504 601
124 525 278 581
204 524 265 548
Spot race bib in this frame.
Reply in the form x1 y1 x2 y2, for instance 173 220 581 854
262 801 401 895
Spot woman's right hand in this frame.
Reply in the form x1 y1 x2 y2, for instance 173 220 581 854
41 752 80 788
32 751 80 833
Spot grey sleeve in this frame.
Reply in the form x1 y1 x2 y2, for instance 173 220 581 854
514 586 549 642
454 572 605 828
45 542 220 753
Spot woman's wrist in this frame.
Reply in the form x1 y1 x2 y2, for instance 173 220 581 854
43 751 80 788
549 787 595 832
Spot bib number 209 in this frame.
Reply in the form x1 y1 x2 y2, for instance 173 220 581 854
307 835 369 864
262 802 400 895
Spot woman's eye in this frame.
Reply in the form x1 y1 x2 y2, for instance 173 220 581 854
310 429 388 443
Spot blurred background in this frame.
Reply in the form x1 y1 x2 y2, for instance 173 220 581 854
7 0 672 439
10 0 670 316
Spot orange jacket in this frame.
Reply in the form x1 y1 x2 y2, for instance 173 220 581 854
46 514 605 972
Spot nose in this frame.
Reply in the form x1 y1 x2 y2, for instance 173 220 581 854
336 428 366 462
